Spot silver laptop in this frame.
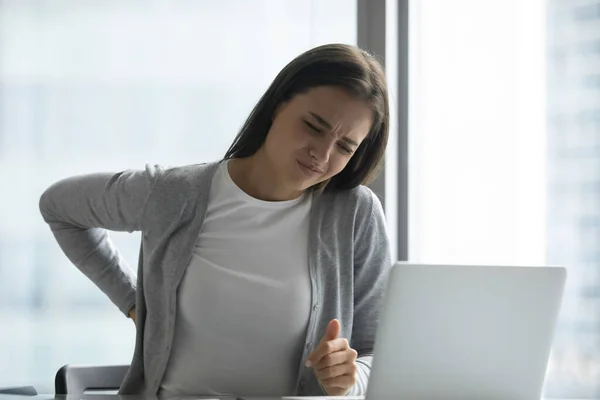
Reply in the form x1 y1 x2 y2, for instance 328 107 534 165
366 262 567 400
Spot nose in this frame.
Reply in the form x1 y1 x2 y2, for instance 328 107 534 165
310 138 335 163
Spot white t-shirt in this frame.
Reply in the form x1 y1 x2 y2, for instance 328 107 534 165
160 160 312 397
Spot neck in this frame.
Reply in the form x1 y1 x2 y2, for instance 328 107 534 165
228 152 303 201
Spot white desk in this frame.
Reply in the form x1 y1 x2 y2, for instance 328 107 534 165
0 395 366 400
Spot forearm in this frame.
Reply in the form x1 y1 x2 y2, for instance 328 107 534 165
46 222 137 315
39 167 158 316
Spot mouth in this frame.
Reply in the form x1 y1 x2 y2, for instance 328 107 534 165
297 160 325 177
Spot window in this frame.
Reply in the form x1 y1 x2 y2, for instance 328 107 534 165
0 0 356 391
409 0 600 396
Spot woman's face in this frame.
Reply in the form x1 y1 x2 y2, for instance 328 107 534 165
261 85 373 192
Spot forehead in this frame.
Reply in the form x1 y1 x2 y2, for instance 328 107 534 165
293 86 373 138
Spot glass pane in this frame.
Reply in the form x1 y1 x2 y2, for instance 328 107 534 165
545 0 600 397
0 0 356 392
409 0 600 397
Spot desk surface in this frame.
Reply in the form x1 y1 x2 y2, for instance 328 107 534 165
0 396 366 400
0 396 589 400
0 396 365 400
0 396 370 400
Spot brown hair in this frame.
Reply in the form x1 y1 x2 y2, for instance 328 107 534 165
224 43 389 191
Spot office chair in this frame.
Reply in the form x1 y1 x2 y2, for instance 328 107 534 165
0 386 38 396
54 364 129 395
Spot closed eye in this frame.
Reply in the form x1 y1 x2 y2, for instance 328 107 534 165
304 118 355 155
303 120 324 134
338 143 353 154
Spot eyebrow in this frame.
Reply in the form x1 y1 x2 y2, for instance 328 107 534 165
309 111 359 148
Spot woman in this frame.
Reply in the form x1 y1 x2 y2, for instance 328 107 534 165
39 43 392 397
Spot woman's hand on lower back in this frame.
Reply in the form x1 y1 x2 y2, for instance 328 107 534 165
129 308 137 324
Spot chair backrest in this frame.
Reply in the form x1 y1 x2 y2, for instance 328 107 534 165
54 364 129 395
0 386 38 396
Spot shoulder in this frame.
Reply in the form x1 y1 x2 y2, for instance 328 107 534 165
320 185 383 221
143 160 221 219
151 161 221 190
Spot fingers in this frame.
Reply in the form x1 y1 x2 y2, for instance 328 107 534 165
308 319 341 366
320 373 357 395
324 319 341 341
306 319 358 395
315 348 358 371
128 308 137 324
316 362 357 380
306 337 350 366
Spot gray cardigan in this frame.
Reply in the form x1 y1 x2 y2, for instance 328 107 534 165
38 161 392 396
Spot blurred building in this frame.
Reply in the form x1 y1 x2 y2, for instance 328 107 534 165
545 0 600 397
